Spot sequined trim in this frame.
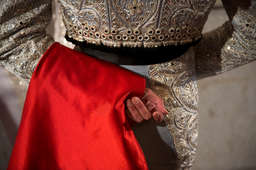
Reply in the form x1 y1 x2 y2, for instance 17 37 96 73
59 0 215 48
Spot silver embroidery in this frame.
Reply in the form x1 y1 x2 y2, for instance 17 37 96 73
148 48 198 169
0 0 54 85
195 6 256 78
59 0 216 47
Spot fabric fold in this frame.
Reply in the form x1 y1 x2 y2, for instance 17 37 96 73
8 43 148 170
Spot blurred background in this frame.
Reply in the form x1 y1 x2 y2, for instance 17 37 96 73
0 0 256 169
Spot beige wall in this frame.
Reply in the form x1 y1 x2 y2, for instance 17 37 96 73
195 8 256 170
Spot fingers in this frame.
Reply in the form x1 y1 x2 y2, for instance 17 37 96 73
157 103 168 115
126 88 169 124
143 88 156 100
131 97 151 120
126 99 143 123
143 88 169 120
152 111 164 123
126 97 152 123
142 88 162 106
145 101 155 112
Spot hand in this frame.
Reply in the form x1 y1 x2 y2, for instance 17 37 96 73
126 88 168 123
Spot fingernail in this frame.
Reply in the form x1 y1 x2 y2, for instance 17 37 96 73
132 97 139 104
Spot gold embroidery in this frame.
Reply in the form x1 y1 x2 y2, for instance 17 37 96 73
148 48 198 169
0 0 54 85
59 0 216 47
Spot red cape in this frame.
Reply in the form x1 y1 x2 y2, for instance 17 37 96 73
8 43 148 170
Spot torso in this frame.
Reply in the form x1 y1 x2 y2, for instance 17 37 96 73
59 0 216 48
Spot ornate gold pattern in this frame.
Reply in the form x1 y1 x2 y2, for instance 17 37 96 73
148 48 198 169
59 0 215 47
0 0 54 85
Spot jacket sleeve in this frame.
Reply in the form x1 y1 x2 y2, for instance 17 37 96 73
194 0 256 79
0 0 54 85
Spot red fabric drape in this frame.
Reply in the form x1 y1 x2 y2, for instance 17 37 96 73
8 43 148 170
